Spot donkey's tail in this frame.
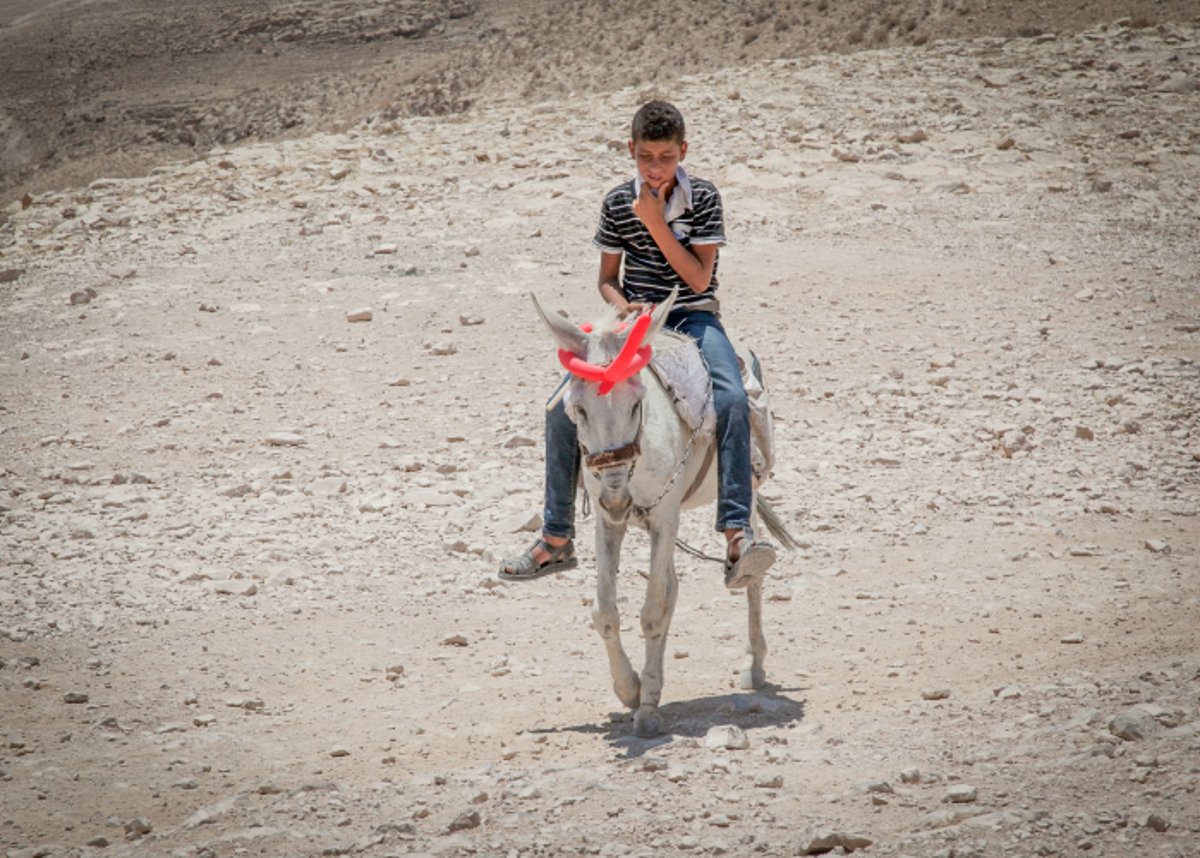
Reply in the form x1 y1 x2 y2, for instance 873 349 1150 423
755 496 800 551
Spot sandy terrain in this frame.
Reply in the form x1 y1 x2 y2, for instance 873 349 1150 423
2 3 1200 857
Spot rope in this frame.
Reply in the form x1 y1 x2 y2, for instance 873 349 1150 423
674 537 726 565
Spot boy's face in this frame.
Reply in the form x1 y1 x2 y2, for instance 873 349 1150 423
628 137 688 193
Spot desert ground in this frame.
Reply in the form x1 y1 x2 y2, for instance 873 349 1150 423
2 1 1200 857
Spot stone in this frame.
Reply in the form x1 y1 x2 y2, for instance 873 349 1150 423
427 341 457 356
265 432 305 446
704 725 750 750
446 810 481 833
1143 539 1170 554
1109 705 1164 741
796 827 873 854
922 687 951 700
124 817 152 837
346 307 373 323
63 691 89 704
500 510 542 533
1140 811 1170 832
945 784 978 803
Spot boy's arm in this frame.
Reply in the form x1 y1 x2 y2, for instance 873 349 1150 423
597 251 647 316
632 183 718 295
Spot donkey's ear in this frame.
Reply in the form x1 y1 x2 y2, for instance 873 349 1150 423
645 286 679 343
530 292 588 356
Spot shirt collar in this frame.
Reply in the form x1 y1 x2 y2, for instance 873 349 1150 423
633 165 692 224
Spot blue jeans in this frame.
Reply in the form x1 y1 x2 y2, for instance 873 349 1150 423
543 310 752 537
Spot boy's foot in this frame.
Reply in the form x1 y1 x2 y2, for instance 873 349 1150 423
724 530 776 590
498 535 577 581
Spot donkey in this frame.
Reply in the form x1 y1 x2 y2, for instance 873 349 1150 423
532 288 795 738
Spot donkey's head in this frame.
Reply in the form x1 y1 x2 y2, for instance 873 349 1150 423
532 289 677 496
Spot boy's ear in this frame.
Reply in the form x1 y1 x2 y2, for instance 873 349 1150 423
627 139 635 158
679 140 688 161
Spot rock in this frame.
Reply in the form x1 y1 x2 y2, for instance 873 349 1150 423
0 268 24 283
896 128 928 144
459 314 484 326
755 774 784 788
1139 811 1171 832
426 341 457 356
1060 632 1085 644
329 746 350 757
856 779 894 795
921 687 951 700
704 724 750 750
311 476 348 496
446 810 480 833
265 432 305 446
346 307 373 323
63 691 89 704
1109 704 1165 741
796 827 873 854
945 784 978 803
1157 73 1200 93
504 435 537 449
442 634 469 647
374 243 398 254
1143 539 1170 554
500 510 542 533
1074 425 1095 441
124 817 152 837
69 287 97 305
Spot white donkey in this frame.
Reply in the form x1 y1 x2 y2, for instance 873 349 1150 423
532 288 795 738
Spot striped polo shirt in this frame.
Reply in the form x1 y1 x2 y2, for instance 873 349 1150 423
592 166 726 313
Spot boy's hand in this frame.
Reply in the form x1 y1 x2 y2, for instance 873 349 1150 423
631 182 667 228
619 302 650 319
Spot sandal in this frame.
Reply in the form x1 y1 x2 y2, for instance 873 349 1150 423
498 537 578 581
724 533 776 590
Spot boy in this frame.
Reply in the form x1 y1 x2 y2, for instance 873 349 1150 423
500 100 775 588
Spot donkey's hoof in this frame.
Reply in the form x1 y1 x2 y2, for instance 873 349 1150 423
634 705 664 738
739 665 767 690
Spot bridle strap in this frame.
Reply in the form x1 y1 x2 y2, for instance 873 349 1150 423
582 441 641 471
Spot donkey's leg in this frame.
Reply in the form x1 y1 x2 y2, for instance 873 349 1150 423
740 577 768 689
593 518 640 709
634 524 680 737
740 499 768 689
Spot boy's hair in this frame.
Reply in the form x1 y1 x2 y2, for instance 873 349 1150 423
631 100 685 144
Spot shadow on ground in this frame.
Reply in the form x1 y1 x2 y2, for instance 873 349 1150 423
531 685 808 758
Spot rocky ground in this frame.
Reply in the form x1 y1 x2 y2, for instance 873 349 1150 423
2 5 1200 858
3 0 1198 198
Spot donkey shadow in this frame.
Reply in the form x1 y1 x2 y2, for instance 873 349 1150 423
531 684 807 759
